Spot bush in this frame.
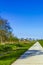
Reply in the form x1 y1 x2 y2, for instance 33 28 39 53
3 46 12 51
0 45 13 52
15 43 24 47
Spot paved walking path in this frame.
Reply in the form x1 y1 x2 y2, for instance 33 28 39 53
12 42 43 65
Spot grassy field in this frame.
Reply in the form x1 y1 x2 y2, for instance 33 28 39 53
38 40 43 47
0 41 35 65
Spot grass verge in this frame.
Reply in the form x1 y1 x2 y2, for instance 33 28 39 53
0 41 35 65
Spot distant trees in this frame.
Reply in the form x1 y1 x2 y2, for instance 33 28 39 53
0 17 34 44
0 17 19 44
0 17 12 43
9 32 19 42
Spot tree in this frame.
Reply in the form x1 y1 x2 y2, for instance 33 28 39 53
0 17 12 43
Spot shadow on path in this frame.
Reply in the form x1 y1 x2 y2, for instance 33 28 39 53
20 50 43 59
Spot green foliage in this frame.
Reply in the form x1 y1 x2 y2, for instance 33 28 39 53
0 45 12 52
0 41 35 65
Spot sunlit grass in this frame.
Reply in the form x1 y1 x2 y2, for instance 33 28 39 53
38 40 43 47
0 41 35 65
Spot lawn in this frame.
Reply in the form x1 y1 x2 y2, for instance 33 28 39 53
0 41 35 65
38 40 43 47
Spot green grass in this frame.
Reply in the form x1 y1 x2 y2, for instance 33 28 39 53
38 40 43 47
0 49 28 65
0 41 35 65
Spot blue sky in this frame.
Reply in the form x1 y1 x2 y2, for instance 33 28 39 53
0 0 43 39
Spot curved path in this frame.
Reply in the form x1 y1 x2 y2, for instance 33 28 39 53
12 42 43 65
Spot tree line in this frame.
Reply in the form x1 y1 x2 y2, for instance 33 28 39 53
0 17 19 43
0 17 34 44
